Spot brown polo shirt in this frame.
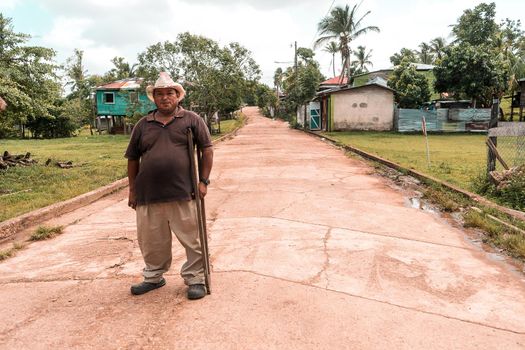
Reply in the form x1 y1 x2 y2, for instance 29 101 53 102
125 107 212 206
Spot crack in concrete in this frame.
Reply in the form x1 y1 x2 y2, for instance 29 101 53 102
210 215 471 251
304 227 332 288
213 269 525 336
272 193 309 217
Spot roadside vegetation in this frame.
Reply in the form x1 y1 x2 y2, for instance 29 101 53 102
0 242 25 261
370 161 525 261
30 225 64 241
323 131 486 189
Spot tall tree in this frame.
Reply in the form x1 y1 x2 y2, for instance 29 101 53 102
390 48 417 66
63 49 96 133
430 37 447 62
273 67 284 95
323 41 340 77
434 43 508 107
451 2 499 46
417 42 434 64
315 4 379 83
0 14 61 138
351 45 373 74
282 48 324 115
137 33 260 127
109 56 137 80
388 59 431 108
64 49 89 99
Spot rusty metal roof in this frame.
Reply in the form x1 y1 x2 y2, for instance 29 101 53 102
320 76 348 85
96 78 143 90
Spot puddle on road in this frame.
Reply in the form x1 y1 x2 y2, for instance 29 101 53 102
407 197 439 214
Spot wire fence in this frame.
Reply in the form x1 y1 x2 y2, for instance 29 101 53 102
487 122 525 172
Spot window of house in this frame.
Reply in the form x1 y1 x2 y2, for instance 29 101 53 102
103 92 115 104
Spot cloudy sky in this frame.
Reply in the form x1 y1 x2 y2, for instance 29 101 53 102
2 0 524 86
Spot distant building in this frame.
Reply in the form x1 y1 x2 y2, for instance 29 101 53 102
309 83 395 131
95 78 156 134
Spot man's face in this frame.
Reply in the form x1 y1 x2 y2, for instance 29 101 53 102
153 88 179 113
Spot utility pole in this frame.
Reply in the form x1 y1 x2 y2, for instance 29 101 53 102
294 41 298 73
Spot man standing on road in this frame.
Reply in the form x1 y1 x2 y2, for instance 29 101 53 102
125 72 213 300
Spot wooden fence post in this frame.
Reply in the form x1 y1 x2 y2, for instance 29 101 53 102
487 97 499 174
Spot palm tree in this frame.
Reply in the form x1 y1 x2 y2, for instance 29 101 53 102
417 42 434 64
429 37 447 62
352 45 373 74
273 67 284 95
323 41 340 77
315 4 379 83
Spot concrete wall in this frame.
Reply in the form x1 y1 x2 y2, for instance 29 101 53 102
332 85 394 131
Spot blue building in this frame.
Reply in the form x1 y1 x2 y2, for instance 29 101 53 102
95 78 156 133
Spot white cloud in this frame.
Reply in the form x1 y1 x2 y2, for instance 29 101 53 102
11 0 525 86
0 0 20 11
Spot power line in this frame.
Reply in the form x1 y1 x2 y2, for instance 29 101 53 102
310 0 336 48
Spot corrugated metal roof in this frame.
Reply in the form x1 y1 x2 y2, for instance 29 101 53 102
96 78 143 90
387 63 435 70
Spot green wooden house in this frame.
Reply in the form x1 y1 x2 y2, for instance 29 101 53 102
95 78 156 133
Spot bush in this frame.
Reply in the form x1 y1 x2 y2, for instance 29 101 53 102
471 166 525 211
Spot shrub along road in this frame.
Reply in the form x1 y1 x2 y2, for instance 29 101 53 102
0 107 524 349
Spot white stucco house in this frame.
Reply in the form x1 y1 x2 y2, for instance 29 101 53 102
314 83 395 131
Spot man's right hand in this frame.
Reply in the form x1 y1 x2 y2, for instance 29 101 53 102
128 190 137 210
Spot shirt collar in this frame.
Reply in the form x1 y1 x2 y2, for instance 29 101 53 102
146 106 185 122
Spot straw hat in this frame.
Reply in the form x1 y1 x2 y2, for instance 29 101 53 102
146 72 186 102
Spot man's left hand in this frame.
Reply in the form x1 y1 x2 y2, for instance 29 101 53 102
198 182 208 199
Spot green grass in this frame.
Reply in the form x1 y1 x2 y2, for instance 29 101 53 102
1 116 245 223
0 242 25 261
323 131 486 190
1 134 130 222
30 225 64 241
464 208 525 260
215 114 245 136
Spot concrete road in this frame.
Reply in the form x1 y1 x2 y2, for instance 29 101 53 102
1 107 524 349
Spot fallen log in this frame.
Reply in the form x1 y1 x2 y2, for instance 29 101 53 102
0 151 38 169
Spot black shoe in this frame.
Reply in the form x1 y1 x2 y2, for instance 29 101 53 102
130 278 166 295
187 284 206 300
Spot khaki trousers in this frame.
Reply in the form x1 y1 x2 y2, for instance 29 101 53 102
135 200 204 285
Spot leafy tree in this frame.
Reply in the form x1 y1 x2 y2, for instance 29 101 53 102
281 48 324 115
108 56 137 80
351 45 373 74
451 2 499 46
136 41 181 83
254 83 277 117
434 3 515 106
137 33 260 127
388 59 431 108
0 14 61 138
433 43 508 106
315 4 379 83
323 41 340 77
390 48 417 66
296 47 315 64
